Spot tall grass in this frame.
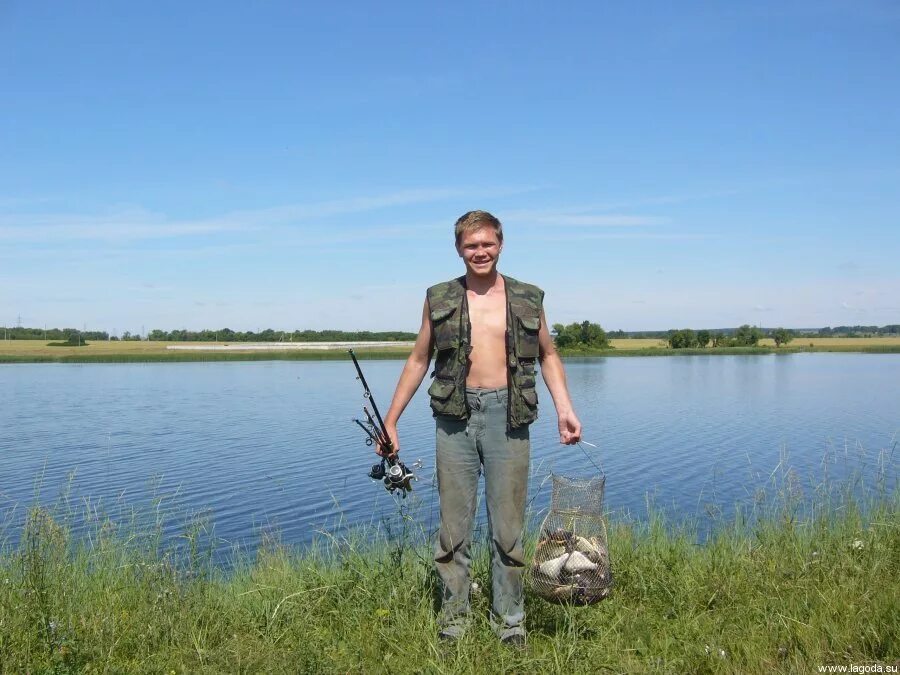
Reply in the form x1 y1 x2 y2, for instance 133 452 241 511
1 468 897 673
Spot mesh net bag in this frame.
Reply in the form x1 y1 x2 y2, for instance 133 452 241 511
529 474 613 605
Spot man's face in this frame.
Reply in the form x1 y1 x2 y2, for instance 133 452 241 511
457 226 502 277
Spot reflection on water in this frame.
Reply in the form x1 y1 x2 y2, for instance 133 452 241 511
1 354 897 551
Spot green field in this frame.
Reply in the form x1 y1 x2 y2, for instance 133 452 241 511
0 340 413 363
2 337 899 363
1 484 896 673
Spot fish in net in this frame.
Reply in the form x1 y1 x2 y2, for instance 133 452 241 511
529 474 612 605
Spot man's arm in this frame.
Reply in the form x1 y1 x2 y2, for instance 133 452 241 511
537 308 582 445
378 298 434 457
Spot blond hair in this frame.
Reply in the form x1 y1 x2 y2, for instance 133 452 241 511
454 210 503 247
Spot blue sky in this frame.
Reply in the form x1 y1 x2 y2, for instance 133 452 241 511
2 1 898 333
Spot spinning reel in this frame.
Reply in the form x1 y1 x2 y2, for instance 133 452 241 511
368 457 416 495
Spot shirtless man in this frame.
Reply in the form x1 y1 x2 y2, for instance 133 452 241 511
379 210 582 646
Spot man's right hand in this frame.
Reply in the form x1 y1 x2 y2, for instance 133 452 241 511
376 424 400 458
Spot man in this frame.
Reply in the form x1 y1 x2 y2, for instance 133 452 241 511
378 210 582 646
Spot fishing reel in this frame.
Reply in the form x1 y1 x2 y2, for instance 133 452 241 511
369 457 416 496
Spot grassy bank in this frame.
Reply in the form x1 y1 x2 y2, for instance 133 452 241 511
0 342 413 364
2 337 900 363
1 492 897 673
561 344 900 357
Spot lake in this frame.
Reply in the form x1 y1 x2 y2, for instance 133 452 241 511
1 354 897 553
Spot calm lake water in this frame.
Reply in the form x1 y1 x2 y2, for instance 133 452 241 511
1 354 898 553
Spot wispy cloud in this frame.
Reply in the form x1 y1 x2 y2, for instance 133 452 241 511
523 214 668 227
0 207 253 243
526 232 711 241
222 188 470 225
503 205 668 228
0 187 506 245
503 187 740 224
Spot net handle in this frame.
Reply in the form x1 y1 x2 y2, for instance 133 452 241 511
577 441 605 476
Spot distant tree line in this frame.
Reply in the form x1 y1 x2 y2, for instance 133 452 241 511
620 325 899 339
666 325 795 349
0 326 417 342
0 327 110 341
5 323 897 345
553 321 610 349
815 325 900 337
146 328 417 342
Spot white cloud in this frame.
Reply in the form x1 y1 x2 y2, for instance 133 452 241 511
0 187 500 245
0 207 252 243
525 232 710 242
524 214 668 227
543 277 900 331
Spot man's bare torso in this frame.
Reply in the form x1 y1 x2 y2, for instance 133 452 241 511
465 280 508 389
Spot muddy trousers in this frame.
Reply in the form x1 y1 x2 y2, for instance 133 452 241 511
434 387 531 639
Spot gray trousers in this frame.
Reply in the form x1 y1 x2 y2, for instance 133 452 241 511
434 387 531 638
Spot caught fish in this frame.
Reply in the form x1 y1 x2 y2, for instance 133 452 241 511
538 552 569 577
529 490 613 605
543 528 573 545
564 550 598 573
549 583 578 599
535 540 567 560
574 535 600 555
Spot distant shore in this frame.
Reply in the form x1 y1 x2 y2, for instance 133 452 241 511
2 337 899 363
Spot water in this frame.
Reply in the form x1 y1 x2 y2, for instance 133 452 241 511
1 354 898 553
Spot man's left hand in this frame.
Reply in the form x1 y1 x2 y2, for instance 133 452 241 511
557 410 582 445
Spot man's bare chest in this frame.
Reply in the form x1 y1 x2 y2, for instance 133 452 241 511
467 291 507 342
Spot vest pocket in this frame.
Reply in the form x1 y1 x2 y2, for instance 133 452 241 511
511 384 538 427
430 305 458 351
428 377 458 415
517 367 537 391
513 312 541 359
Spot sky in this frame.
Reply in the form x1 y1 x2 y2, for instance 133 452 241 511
1 1 899 334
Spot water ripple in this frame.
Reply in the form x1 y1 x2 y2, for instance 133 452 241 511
1 355 898 551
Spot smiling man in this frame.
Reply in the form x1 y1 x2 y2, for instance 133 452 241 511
378 210 582 646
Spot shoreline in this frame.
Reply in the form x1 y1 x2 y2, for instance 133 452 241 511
2 343 900 363
3 491 896 672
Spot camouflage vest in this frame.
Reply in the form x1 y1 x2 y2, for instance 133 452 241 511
426 274 544 430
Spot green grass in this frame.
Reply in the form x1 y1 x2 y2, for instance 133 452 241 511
4 344 899 364
2 336 899 363
0 349 413 364
1 483 897 673
560 345 900 357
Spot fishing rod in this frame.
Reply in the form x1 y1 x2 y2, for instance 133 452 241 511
353 418 380 445
348 349 416 496
350 352 389 440
363 407 380 438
